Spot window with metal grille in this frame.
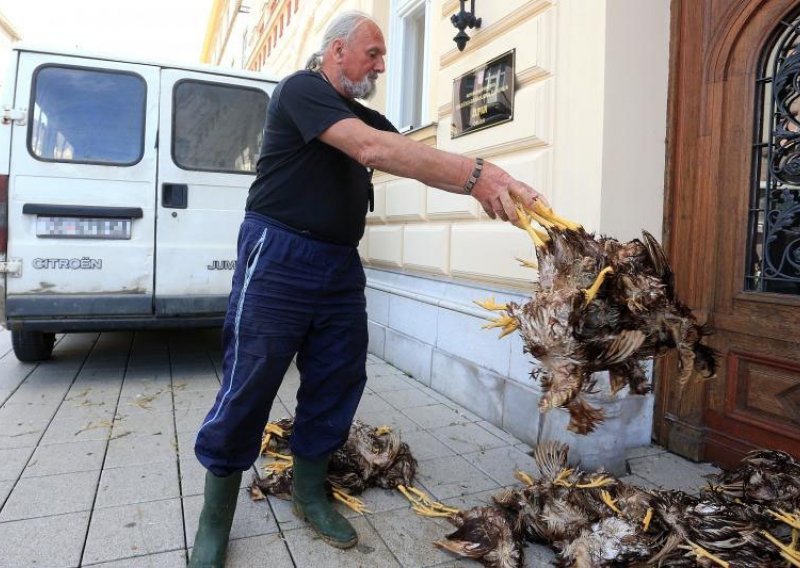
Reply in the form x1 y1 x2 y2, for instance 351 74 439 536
748 16 800 295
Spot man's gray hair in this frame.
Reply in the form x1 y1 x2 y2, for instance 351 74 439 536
305 10 373 71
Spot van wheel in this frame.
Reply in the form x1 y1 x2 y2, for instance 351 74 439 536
11 330 56 362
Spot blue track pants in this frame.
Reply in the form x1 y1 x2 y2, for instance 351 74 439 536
195 212 368 477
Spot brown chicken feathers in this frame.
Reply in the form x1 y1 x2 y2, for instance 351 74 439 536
249 417 417 505
480 206 717 434
434 443 799 567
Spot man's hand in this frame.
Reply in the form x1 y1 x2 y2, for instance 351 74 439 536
470 161 550 227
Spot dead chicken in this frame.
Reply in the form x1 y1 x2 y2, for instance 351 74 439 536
405 440 798 567
395 483 525 568
706 449 800 512
503 440 662 564
600 229 718 385
435 506 525 568
249 417 417 513
515 445 785 567
477 201 716 433
703 449 800 567
646 489 779 567
407 441 635 567
559 516 653 567
507 441 615 545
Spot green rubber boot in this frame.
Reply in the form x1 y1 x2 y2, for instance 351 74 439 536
292 455 358 549
188 470 242 568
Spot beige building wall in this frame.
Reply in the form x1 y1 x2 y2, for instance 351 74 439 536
204 0 672 470
367 0 553 286
599 0 669 242
240 0 390 124
201 0 257 69
0 11 21 90
364 0 669 285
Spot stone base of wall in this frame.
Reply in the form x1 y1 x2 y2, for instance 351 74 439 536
365 267 654 475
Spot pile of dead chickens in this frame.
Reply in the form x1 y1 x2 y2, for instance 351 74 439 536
476 200 717 434
248 417 421 513
249 421 799 566
430 442 800 567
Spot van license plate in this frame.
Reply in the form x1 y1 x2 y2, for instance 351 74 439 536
36 216 131 240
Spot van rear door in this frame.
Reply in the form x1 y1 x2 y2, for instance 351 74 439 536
154 70 272 317
6 52 158 319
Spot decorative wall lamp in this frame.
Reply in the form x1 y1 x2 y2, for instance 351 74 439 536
451 0 482 51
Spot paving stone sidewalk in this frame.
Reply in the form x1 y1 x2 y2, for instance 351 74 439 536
0 329 721 567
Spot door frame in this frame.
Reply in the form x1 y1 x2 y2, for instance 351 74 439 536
656 0 800 463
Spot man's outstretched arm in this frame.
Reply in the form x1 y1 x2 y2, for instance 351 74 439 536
318 117 547 225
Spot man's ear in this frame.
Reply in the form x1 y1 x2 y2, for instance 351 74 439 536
331 38 345 61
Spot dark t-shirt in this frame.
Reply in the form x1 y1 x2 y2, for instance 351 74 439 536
246 70 397 246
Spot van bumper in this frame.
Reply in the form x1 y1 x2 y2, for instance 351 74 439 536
5 315 224 333
3 294 229 332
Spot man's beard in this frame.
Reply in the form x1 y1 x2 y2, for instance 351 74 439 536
340 71 378 100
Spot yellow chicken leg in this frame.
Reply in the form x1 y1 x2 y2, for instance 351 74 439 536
575 475 614 489
763 530 800 566
263 459 292 474
553 468 574 487
600 490 623 515
498 322 519 339
265 422 288 437
642 507 653 531
265 450 293 462
531 201 582 231
511 195 581 231
534 205 581 231
769 509 800 530
582 266 614 306
681 539 730 567
331 485 370 515
515 470 536 486
397 485 460 518
514 204 547 248
528 208 557 230
515 257 538 270
482 315 519 339
259 433 272 455
474 297 508 311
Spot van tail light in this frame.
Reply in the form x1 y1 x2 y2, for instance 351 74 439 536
0 174 7 255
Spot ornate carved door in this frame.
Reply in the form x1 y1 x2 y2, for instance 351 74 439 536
656 0 800 468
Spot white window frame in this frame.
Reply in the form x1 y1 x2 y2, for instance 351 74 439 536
386 0 432 131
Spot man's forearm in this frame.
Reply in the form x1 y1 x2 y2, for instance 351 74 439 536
318 117 543 224
361 130 475 194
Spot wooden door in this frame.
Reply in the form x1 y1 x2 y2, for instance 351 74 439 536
656 0 800 468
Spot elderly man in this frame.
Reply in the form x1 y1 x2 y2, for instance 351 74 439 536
189 9 545 566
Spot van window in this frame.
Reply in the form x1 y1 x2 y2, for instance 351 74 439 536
173 81 267 174
29 66 146 165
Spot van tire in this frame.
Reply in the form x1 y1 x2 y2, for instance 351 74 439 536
12 330 56 362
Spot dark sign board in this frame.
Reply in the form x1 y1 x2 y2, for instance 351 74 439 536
451 50 515 138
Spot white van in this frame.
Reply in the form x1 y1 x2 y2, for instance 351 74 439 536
0 46 278 361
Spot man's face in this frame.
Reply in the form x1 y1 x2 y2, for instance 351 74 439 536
338 20 386 99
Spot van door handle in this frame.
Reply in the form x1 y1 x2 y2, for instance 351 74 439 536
162 183 188 209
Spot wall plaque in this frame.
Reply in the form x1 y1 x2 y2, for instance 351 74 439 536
451 49 515 138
